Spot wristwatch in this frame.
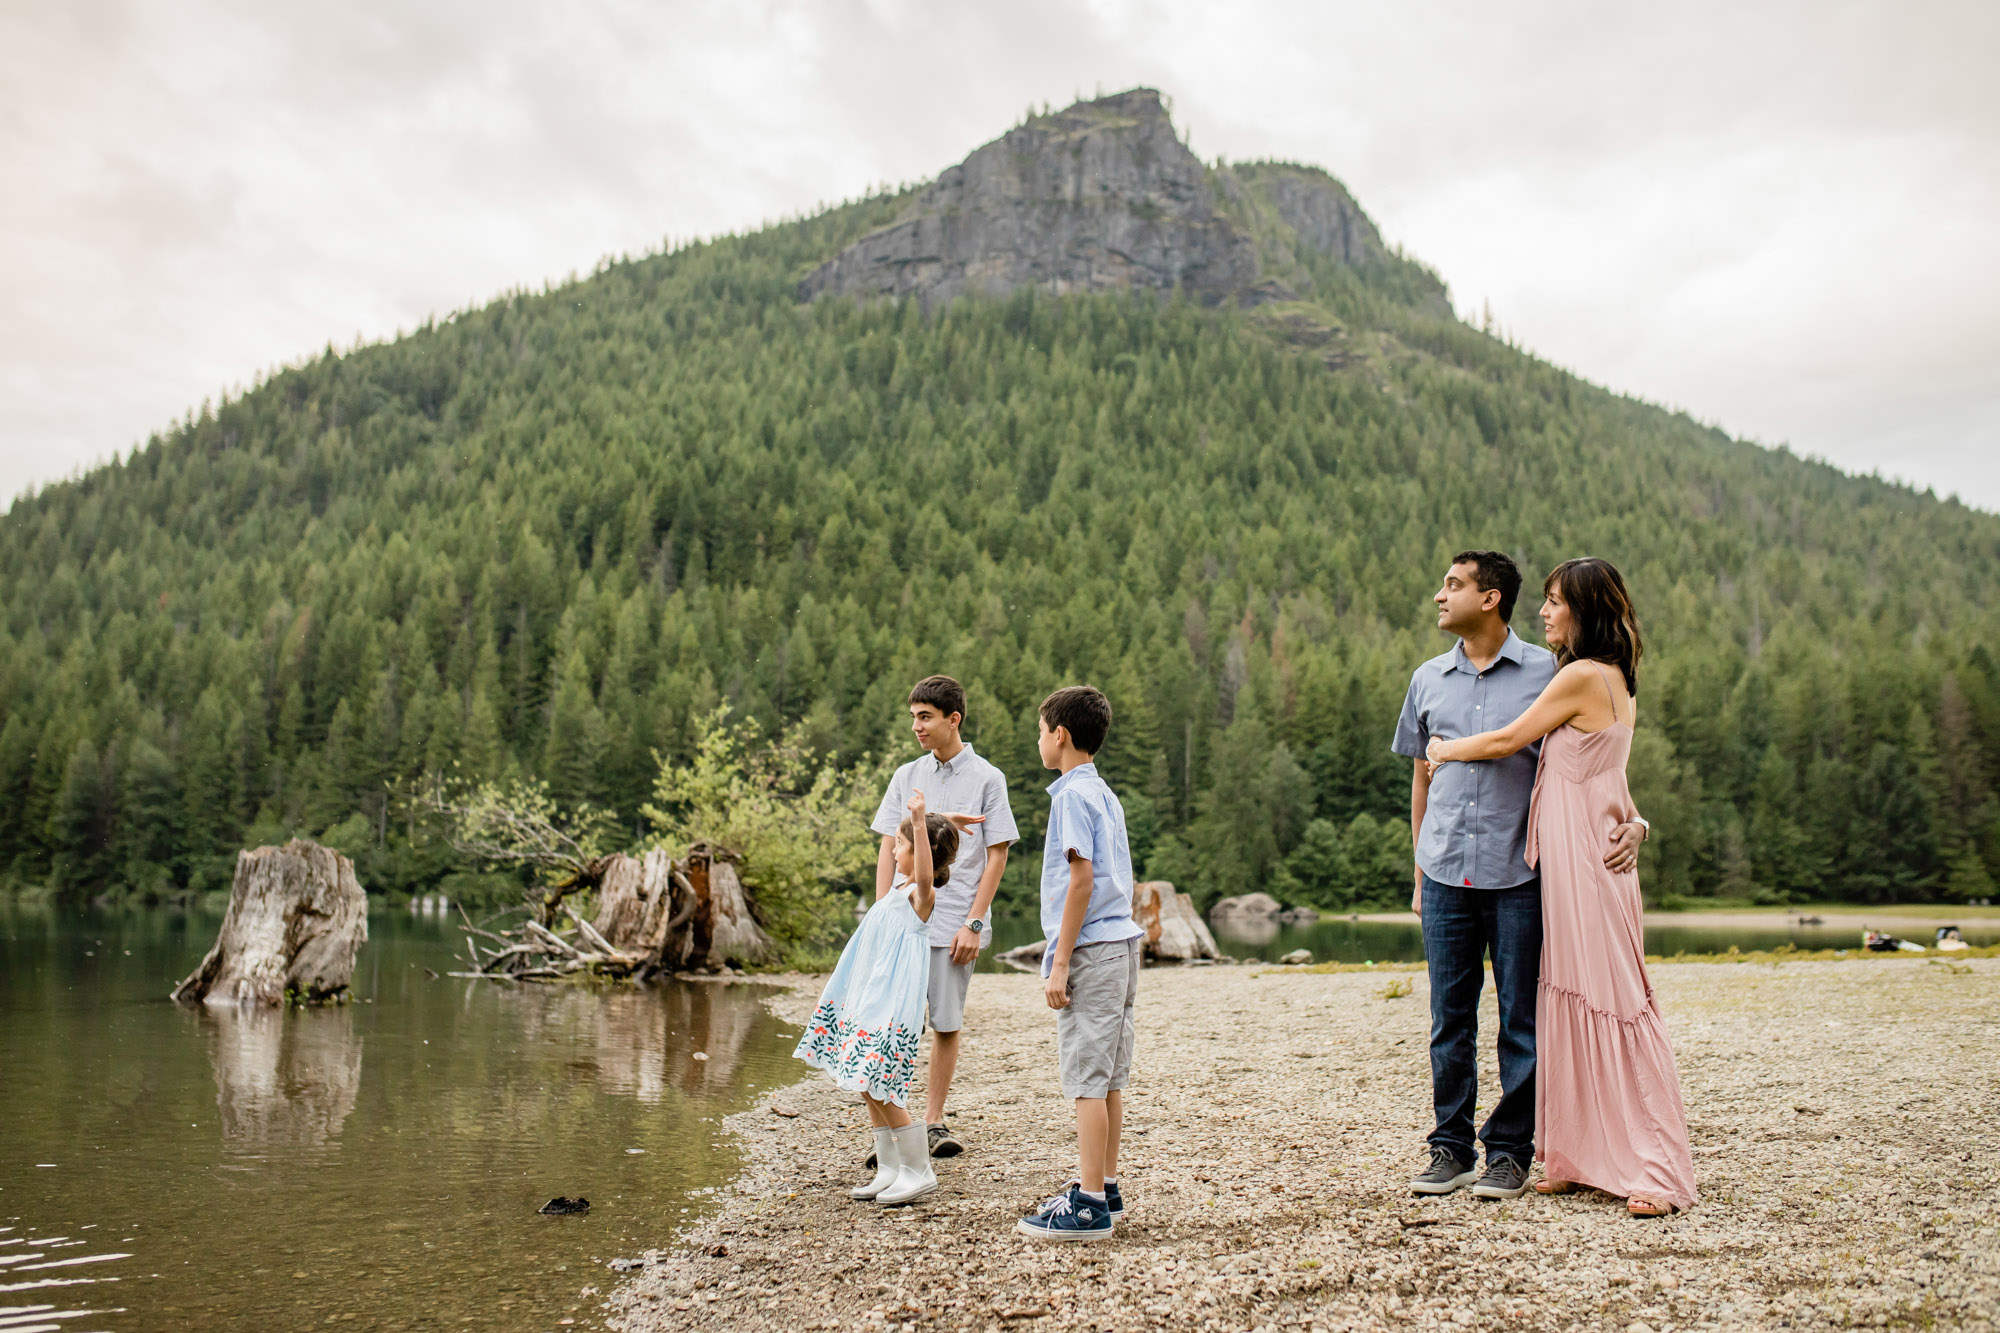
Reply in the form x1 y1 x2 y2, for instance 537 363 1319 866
964 918 985 934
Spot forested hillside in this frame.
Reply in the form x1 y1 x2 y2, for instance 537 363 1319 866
4 100 1998 914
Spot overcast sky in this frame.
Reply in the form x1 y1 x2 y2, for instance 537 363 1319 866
3 0 1995 511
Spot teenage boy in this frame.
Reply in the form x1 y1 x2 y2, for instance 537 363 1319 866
1392 551 1647 1200
869 675 1018 1160
1016 685 1142 1243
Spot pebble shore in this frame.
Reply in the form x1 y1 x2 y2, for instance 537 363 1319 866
605 957 2000 1332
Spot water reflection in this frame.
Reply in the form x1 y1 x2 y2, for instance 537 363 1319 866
198 1005 362 1155
0 907 801 1332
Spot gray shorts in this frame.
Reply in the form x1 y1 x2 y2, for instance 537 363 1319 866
1056 937 1141 1099
926 946 975 1033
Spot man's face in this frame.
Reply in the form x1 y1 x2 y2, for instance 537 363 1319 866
1434 562 1500 635
910 703 958 752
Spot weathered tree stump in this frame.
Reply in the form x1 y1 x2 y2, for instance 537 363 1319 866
590 849 683 964
1134 880 1221 962
584 842 774 976
681 844 774 971
171 840 369 1005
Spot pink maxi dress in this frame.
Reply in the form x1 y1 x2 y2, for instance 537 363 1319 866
1526 708 1698 1210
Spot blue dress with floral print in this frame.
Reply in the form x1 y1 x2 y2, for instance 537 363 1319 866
793 884 929 1106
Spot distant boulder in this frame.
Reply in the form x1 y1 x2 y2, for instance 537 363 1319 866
1208 892 1283 920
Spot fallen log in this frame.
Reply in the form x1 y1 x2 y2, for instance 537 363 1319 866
172 840 368 1006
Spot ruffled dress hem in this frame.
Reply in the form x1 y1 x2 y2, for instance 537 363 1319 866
1535 978 1698 1210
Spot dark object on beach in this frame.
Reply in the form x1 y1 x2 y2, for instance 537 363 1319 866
1795 914 1824 925
704 1242 729 1258
172 840 368 1006
539 1196 590 1215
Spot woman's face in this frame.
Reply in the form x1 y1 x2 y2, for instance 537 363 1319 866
1540 585 1574 649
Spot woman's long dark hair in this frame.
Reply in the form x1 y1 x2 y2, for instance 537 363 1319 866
1544 557 1643 696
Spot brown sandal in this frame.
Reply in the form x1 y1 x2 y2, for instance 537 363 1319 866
1533 1179 1577 1195
1627 1196 1678 1217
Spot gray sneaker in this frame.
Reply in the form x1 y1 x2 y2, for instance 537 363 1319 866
1470 1155 1530 1199
1411 1146 1478 1195
928 1123 963 1158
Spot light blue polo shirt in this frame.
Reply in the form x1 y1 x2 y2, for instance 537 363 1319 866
1391 629 1557 890
1038 763 1143 977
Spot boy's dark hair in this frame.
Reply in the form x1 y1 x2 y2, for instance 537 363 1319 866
896 812 961 888
1452 549 1523 624
908 674 966 723
1040 685 1112 756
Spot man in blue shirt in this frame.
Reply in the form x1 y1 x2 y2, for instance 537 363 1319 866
1016 685 1142 1243
1393 550 1646 1201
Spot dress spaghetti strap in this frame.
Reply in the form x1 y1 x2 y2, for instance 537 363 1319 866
1594 663 1627 727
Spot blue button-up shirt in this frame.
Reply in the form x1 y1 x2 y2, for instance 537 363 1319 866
1392 629 1557 890
1039 763 1143 976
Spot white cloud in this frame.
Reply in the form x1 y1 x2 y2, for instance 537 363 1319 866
2 0 1994 509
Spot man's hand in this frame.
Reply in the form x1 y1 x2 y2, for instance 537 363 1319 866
938 811 986 834
1044 959 1071 1010
1604 822 1644 875
1411 868 1423 916
950 925 981 965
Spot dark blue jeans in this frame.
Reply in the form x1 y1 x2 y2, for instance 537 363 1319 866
1419 874 1542 1167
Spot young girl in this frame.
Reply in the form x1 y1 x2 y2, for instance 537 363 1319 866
794 789 959 1205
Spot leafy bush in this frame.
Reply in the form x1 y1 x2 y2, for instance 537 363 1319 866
641 707 890 960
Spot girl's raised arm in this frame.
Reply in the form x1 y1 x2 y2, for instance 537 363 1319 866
907 790 936 922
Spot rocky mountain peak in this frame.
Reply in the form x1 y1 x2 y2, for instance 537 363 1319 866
800 88 1421 312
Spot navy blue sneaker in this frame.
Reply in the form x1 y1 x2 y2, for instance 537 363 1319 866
1016 1185 1114 1242
1060 1178 1126 1218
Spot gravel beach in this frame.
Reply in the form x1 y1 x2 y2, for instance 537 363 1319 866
605 957 2000 1332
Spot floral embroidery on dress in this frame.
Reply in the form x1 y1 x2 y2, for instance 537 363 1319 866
795 998 922 1104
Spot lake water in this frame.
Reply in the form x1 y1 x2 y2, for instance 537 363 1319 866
0 906 800 1333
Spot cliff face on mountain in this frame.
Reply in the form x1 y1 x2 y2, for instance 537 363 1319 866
799 88 1436 313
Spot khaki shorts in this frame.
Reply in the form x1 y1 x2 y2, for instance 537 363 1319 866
927 946 975 1033
1056 937 1141 1098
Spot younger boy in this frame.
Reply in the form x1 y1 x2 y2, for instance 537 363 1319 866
1016 685 1143 1243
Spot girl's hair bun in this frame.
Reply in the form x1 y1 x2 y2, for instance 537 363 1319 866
899 811 961 887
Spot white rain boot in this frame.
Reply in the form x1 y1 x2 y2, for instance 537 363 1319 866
878 1122 938 1205
850 1128 899 1200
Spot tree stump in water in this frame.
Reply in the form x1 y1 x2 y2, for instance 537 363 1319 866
683 844 774 971
1134 880 1220 962
172 840 369 1005
588 842 774 974
590 849 682 964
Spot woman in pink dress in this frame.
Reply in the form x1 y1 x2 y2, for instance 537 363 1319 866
1425 557 1696 1217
